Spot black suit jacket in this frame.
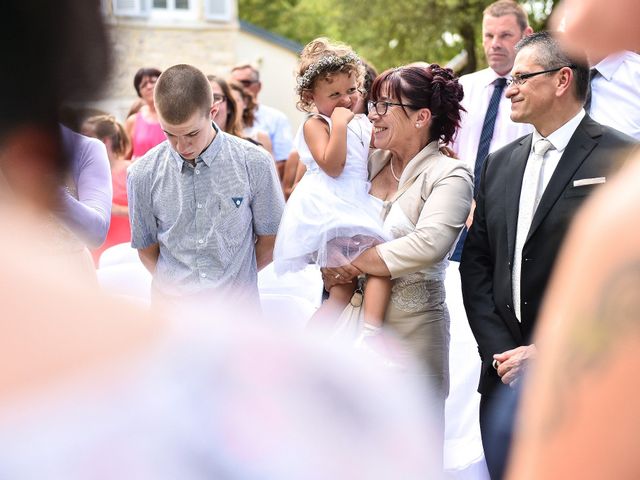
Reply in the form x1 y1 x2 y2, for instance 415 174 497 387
460 114 636 395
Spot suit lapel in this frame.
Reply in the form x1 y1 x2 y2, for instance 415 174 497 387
506 135 532 263
526 117 601 242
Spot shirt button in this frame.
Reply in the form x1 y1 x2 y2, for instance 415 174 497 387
197 203 203 209
200 273 207 278
198 239 204 244
195 169 200 175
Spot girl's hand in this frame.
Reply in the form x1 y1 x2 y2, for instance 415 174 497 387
331 106 355 126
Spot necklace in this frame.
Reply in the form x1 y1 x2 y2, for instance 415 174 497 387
347 118 365 147
389 156 401 182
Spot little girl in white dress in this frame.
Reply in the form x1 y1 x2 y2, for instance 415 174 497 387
274 38 391 339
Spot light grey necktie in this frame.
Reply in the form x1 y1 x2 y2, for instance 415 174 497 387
512 138 554 322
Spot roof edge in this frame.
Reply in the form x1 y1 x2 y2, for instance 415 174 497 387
239 19 303 53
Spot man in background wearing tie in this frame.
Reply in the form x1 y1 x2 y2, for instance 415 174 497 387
585 50 640 140
460 31 636 479
450 0 533 262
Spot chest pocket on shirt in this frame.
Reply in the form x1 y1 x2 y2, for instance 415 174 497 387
216 193 251 256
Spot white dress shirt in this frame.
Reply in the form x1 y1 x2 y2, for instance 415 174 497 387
512 109 585 321
529 109 586 194
589 50 640 140
452 68 533 169
254 103 294 162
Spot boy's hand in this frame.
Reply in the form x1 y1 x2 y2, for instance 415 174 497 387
331 107 355 126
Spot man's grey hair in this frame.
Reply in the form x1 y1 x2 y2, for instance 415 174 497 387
515 31 589 102
231 63 260 82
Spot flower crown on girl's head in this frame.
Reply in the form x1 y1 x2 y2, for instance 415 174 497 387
295 52 361 94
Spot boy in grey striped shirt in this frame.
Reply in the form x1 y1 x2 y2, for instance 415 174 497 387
127 64 284 308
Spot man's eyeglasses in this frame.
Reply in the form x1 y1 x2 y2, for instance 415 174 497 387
238 79 258 88
367 100 419 116
213 94 226 105
507 65 576 87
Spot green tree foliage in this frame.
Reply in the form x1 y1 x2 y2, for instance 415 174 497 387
238 0 554 74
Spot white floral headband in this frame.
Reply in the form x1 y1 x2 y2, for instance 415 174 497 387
296 53 361 94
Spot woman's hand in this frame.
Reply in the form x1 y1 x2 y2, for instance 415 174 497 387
321 264 362 290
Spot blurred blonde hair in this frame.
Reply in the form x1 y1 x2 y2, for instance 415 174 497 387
82 114 130 158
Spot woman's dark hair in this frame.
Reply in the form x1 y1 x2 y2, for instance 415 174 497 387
133 67 162 97
370 64 465 145
228 81 258 128
361 59 378 115
207 75 243 138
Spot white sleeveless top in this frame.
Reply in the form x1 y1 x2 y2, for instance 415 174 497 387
296 113 372 180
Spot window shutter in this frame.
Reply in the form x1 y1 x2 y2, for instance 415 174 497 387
113 0 151 17
205 0 233 21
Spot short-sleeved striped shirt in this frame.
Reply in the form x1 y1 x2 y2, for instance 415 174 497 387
127 124 284 306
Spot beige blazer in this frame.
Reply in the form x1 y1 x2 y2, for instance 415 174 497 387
369 141 473 279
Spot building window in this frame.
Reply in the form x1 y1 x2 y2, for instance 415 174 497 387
152 0 189 10
205 0 233 21
151 0 196 20
113 0 151 17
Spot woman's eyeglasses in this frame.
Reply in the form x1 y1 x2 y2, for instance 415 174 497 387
213 94 226 105
367 100 419 116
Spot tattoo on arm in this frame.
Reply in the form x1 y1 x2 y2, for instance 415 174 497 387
543 260 640 436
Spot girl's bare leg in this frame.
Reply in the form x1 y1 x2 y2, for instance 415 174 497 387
306 282 355 331
362 275 391 328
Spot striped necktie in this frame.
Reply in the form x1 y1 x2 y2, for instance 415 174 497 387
473 77 507 195
450 77 506 262
583 68 600 113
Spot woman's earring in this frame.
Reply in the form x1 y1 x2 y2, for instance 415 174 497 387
415 123 420 128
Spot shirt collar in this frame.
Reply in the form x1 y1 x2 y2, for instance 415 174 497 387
169 121 223 171
593 51 628 81
532 109 585 154
482 68 508 88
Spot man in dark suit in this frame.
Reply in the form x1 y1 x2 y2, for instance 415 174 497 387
460 31 636 479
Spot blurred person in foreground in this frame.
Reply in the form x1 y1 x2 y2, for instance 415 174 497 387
0 0 112 280
504 1 640 478
0 2 444 479
552 0 640 62
127 64 285 310
53 124 112 275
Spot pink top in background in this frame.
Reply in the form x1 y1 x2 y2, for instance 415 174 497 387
92 164 131 264
131 112 165 159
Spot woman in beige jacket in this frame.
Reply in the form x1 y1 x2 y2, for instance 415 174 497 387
326 64 473 437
